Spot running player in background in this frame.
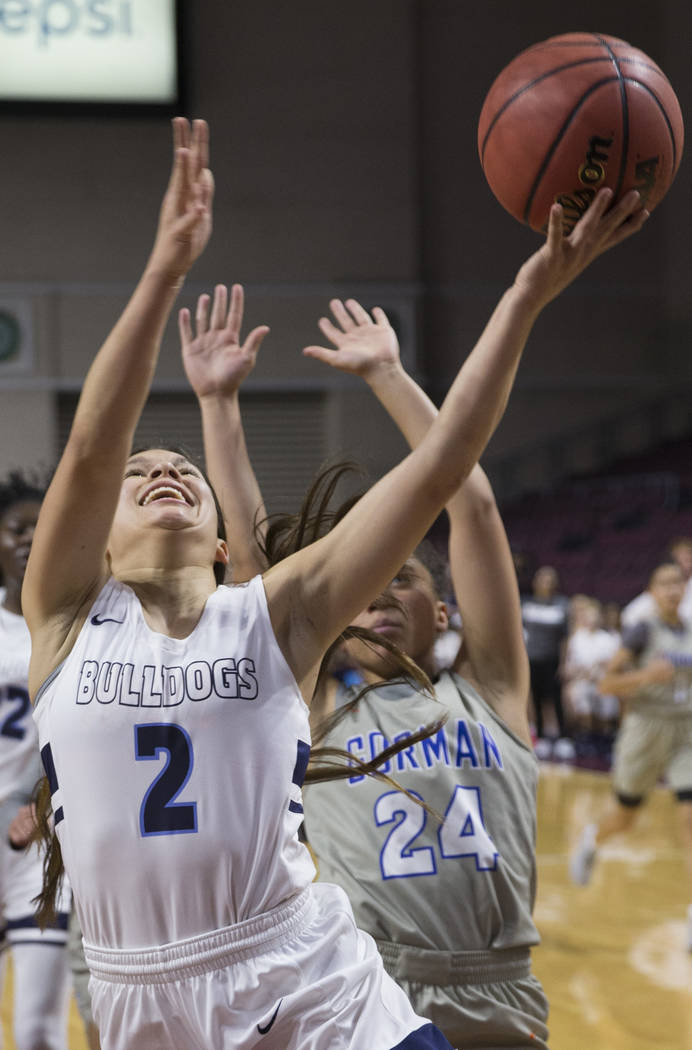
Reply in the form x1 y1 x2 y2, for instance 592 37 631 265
0 472 71 1050
24 117 646 1050
184 289 548 1048
570 561 692 950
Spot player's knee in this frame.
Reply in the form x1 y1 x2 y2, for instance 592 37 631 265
614 793 642 829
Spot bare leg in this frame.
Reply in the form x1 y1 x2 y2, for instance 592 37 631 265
595 798 639 846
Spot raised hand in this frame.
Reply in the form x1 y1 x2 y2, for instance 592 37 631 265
303 298 401 380
514 187 648 312
149 117 214 280
179 283 269 399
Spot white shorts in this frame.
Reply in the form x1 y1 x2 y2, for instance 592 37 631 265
85 882 455 1050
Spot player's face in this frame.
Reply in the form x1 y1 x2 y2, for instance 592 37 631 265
0 499 41 588
348 557 448 679
649 564 685 617
108 450 226 570
533 566 558 598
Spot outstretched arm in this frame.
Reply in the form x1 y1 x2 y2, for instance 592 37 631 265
23 118 213 692
264 189 648 695
180 283 270 582
304 298 529 740
599 647 674 699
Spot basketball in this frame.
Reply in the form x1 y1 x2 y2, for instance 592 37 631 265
478 32 685 233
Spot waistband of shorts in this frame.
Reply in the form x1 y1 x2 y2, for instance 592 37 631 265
375 939 532 985
84 888 315 985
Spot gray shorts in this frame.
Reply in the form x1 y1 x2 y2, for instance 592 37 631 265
612 711 692 800
376 940 549 1050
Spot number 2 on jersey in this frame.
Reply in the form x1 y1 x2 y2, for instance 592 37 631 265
376 784 498 878
0 686 31 740
135 723 198 836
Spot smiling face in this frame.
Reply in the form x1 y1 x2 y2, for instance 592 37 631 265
107 449 228 580
347 557 448 680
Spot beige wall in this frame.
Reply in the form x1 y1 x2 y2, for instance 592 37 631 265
0 0 690 496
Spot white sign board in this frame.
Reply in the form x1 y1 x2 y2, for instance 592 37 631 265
0 1 179 105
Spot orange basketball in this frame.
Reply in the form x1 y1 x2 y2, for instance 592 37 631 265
478 32 684 232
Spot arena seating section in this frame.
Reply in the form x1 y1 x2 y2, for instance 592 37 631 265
500 433 692 604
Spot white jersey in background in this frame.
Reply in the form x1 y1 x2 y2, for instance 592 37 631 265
33 575 316 951
0 604 42 805
0 602 71 1050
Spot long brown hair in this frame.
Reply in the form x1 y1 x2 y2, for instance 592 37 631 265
258 462 447 796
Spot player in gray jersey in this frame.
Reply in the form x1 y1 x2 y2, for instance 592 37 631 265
262 303 548 1048
24 117 645 1050
570 561 692 950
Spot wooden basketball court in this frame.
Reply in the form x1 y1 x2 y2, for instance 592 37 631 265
1 763 690 1048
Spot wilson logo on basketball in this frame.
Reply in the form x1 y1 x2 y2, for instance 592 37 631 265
633 155 660 210
577 135 613 186
554 135 613 233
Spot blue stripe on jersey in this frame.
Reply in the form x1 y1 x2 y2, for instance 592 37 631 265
390 1024 454 1049
288 800 304 815
5 912 69 932
292 740 310 787
40 742 65 826
4 938 67 948
40 742 58 793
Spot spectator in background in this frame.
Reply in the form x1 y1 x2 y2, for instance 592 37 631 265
603 600 622 637
621 537 692 628
563 596 620 763
570 562 692 951
521 565 573 760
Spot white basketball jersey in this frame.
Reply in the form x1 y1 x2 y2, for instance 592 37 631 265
0 604 41 803
33 576 316 951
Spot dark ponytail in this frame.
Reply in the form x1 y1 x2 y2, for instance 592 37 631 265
259 462 447 793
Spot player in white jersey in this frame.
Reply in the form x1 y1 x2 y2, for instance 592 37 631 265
23 118 646 1050
0 473 71 1050
186 289 548 1047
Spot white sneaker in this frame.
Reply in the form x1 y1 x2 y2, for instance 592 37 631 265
553 737 576 762
570 823 598 886
534 737 553 760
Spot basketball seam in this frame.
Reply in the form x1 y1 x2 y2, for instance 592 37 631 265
480 57 615 164
622 78 679 173
479 56 669 165
523 35 672 84
521 77 621 225
598 36 629 202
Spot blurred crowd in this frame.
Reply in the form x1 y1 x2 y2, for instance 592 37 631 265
428 536 692 769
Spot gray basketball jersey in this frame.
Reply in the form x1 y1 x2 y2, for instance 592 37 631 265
303 671 540 953
626 616 692 717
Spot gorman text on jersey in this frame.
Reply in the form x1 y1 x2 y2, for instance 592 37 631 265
345 719 504 784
